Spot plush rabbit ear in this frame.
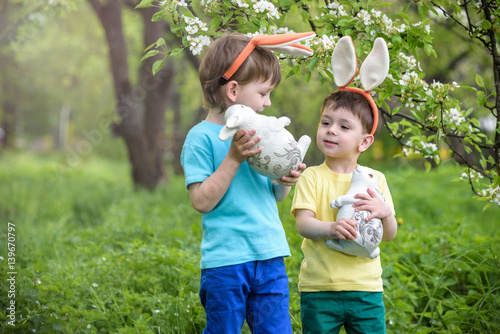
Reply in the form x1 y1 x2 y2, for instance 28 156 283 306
331 36 357 88
359 37 390 92
219 32 316 85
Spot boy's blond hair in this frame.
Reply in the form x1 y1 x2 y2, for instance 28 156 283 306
320 90 375 135
199 33 282 111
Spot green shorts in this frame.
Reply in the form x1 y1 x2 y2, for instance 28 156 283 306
300 291 386 334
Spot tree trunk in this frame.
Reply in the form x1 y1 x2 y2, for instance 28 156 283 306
87 0 169 189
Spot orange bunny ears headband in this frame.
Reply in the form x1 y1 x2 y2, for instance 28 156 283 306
331 36 390 135
218 31 316 85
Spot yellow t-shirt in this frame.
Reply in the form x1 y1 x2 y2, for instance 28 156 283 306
291 162 395 293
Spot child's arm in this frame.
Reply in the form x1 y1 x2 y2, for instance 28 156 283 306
353 188 397 242
295 209 358 241
188 129 261 213
272 163 307 202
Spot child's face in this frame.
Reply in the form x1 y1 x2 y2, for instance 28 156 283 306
234 78 275 112
317 106 368 161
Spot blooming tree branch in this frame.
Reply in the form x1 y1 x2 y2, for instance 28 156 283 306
136 0 500 207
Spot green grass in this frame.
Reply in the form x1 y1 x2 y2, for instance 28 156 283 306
0 153 499 333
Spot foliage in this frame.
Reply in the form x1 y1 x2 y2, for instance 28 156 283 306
0 153 499 333
136 0 500 207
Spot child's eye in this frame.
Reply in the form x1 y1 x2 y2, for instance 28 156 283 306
341 125 349 130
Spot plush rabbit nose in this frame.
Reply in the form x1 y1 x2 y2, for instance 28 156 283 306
219 32 316 85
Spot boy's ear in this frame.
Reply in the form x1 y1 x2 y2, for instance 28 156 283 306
358 134 374 153
225 80 239 102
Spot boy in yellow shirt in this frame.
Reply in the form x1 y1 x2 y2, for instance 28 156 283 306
291 37 398 333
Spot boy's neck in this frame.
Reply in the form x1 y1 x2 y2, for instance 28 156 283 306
205 107 225 125
325 157 358 174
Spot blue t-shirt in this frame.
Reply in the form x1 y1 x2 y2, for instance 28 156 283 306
181 121 291 269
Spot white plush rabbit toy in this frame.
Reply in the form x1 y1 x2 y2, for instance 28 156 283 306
219 104 311 183
326 36 390 258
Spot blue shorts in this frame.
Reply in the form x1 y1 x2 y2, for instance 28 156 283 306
199 257 292 334
300 291 386 334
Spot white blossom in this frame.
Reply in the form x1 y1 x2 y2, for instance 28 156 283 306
233 0 249 8
445 108 466 127
253 1 280 19
481 185 500 204
182 15 208 35
186 35 211 55
173 0 188 6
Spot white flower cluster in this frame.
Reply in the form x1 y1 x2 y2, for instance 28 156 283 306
167 0 187 6
445 108 466 127
461 169 484 183
253 0 280 19
234 0 249 8
186 35 211 55
398 52 421 71
307 34 337 56
412 22 431 34
357 9 410 37
403 141 439 160
181 15 210 55
398 71 425 88
481 185 500 205
201 0 218 8
327 2 348 17
182 15 208 35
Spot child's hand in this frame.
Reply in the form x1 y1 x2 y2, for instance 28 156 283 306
276 163 306 186
228 129 261 163
353 188 392 222
330 218 357 241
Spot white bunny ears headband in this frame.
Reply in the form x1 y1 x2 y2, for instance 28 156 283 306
218 31 316 85
331 36 390 135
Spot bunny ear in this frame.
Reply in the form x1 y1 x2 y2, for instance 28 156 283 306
331 36 357 88
219 32 316 85
264 43 313 57
359 37 389 92
257 32 316 56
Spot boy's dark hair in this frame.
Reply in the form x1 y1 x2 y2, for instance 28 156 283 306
320 90 375 134
199 33 282 111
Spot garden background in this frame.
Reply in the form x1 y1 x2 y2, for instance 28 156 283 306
1 0 500 333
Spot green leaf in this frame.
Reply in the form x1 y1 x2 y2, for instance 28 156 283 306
418 5 428 19
156 38 166 48
304 71 311 83
152 11 166 22
144 42 156 52
424 160 432 172
141 50 159 62
482 20 492 30
135 0 155 9
475 74 485 88
391 34 403 47
285 69 295 79
152 60 164 75
309 57 319 71
423 44 434 56
170 25 182 37
223 12 234 25
211 16 222 29
397 12 410 21
170 48 183 57
476 91 486 107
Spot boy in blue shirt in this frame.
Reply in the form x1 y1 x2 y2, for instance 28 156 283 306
181 32 311 333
